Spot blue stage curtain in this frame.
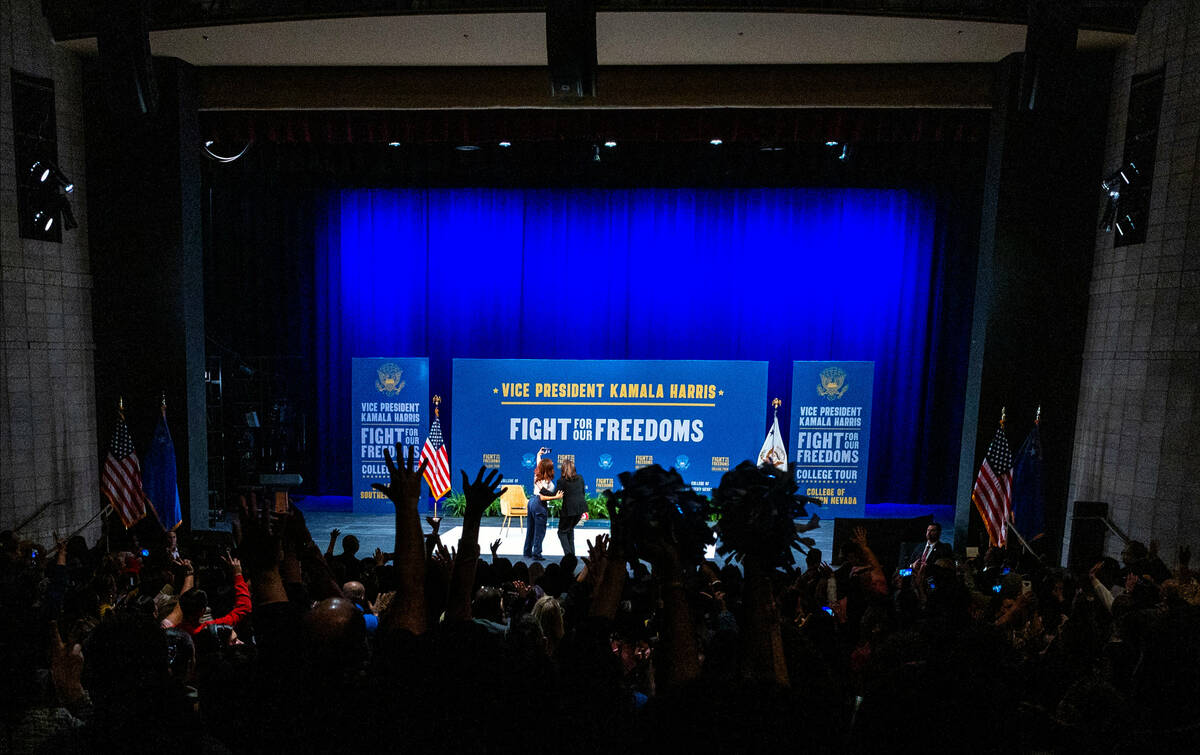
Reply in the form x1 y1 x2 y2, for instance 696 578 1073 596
315 187 960 505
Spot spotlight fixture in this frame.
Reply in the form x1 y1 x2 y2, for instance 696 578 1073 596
29 160 51 183
33 207 55 232
759 144 785 152
455 145 481 152
32 193 77 233
603 140 617 148
29 159 73 192
388 141 402 147
709 138 723 146
825 140 840 147
498 141 512 148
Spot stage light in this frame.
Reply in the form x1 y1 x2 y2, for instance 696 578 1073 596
604 140 617 148
709 138 723 146
760 144 784 152
33 208 54 232
592 144 601 162
825 140 840 147
29 160 51 183
388 141 402 147
456 145 480 152
31 193 77 233
839 144 850 161
498 141 512 148
28 159 74 192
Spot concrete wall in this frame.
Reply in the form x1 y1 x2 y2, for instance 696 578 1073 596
0 0 99 544
1067 0 1200 559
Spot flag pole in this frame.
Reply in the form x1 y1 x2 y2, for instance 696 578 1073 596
109 397 126 546
431 395 441 522
771 397 781 441
1005 520 1039 560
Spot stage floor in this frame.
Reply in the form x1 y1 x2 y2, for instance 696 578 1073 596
300 509 836 568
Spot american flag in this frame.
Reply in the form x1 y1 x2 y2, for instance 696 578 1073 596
972 422 1013 546
102 418 150 529
421 415 451 500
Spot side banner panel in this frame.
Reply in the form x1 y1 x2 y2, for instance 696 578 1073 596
352 357 429 508
790 361 874 518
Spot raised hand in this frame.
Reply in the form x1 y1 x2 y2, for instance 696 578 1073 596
237 493 284 574
433 542 455 569
220 549 243 576
462 467 506 521
425 516 441 536
371 443 427 509
49 621 84 704
374 547 387 565
329 528 341 542
851 526 869 547
490 538 502 557
587 533 610 564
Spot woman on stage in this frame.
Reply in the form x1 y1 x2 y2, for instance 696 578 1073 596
556 459 587 557
524 447 561 561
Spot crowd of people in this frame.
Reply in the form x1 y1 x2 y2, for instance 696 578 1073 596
2 446 1198 753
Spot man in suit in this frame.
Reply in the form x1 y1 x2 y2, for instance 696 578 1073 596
910 522 952 572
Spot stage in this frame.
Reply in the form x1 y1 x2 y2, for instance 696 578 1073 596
300 509 835 567
297 498 956 570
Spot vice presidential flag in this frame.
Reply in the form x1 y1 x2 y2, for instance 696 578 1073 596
101 418 150 529
143 410 183 531
758 413 788 470
972 421 1013 547
421 414 452 500
1012 421 1045 541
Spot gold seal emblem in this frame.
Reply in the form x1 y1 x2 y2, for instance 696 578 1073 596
376 363 405 394
817 367 848 401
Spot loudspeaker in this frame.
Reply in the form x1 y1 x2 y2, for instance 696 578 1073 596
1019 0 1080 113
1067 500 1109 574
546 0 596 98
96 0 158 118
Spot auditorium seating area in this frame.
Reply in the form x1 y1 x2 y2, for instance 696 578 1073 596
2 458 1198 753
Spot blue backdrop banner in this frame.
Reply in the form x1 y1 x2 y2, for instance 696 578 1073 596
790 361 874 518
452 359 768 497
352 357 429 510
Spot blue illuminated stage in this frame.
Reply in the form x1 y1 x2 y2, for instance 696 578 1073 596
312 187 970 517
